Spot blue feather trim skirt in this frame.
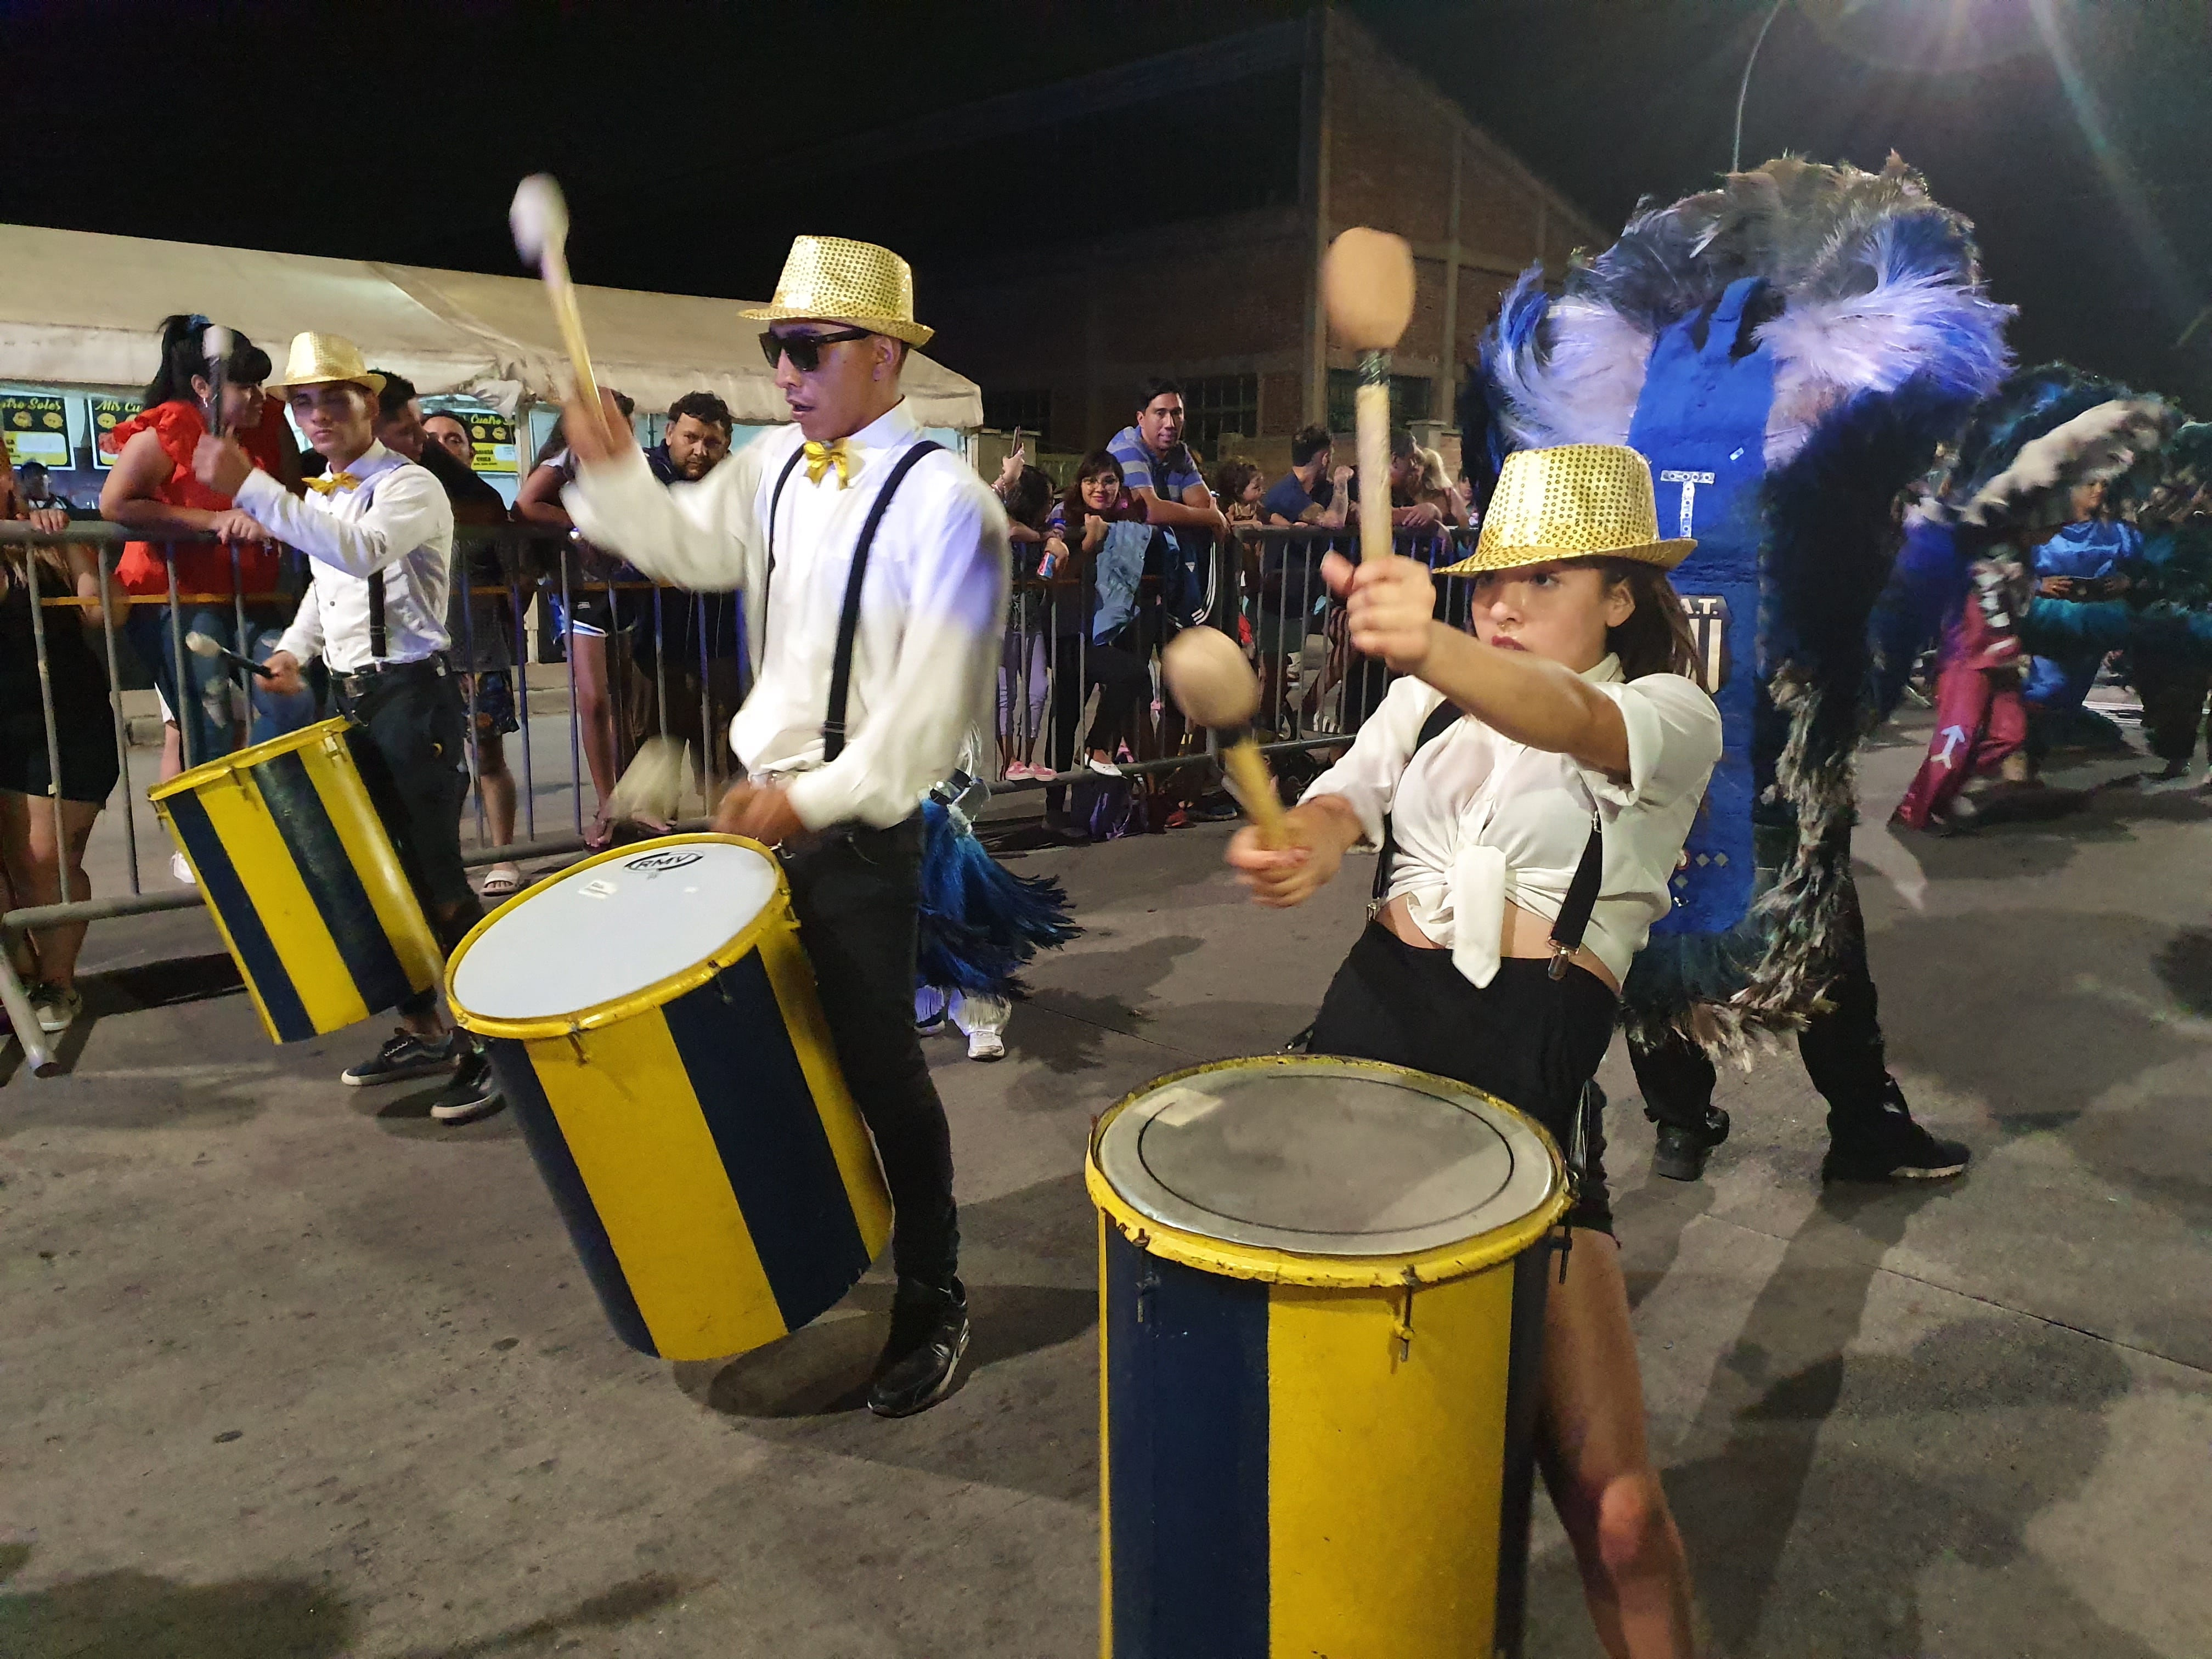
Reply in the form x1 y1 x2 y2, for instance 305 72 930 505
915 797 1080 997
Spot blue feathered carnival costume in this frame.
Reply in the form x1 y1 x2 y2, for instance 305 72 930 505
1479 155 2012 1052
915 771 1079 1017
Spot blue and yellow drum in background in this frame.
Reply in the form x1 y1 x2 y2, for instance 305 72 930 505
1088 1056 1570 1659
445 834 891 1363
151 716 444 1044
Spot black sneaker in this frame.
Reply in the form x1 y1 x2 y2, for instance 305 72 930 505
342 1027 460 1087
1648 1107 1729 1182
866 1276 971 1419
1822 1088 1969 1183
428 1047 505 1125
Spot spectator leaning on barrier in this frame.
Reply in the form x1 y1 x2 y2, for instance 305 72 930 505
1386 426 1448 534
100 317 306 875
1037 450 1156 839
2 466 127 1034
633 391 743 808
1257 424 1355 731
373 373 526 899
516 392 640 849
17 462 74 515
1109 377 1228 628
193 331 500 1127
1412 443 1472 528
1214 458 1265 529
992 440 1056 780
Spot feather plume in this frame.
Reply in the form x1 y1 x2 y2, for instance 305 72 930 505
1954 398 2172 529
916 798 1079 997
1482 273 1653 449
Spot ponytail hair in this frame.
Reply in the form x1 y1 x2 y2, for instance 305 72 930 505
143 314 274 409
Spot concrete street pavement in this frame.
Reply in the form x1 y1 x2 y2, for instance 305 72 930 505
4 707 2209 1657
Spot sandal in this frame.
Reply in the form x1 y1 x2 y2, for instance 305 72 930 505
584 809 617 852
479 862 524 899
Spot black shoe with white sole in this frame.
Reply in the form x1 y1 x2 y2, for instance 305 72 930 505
1822 1118 1970 1183
428 1048 505 1125
866 1276 970 1418
343 1026 460 1087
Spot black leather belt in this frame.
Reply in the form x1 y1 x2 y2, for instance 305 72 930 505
334 655 447 702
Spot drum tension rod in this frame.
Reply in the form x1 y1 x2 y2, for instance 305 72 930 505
1392 1267 1419 1362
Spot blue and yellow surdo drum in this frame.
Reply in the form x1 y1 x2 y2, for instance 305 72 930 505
1088 1055 1570 1659
151 716 445 1043
445 834 891 1362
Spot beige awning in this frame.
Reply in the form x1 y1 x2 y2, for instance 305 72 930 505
0 223 983 428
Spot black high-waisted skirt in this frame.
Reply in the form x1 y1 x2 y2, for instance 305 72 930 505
1307 922 1618 1234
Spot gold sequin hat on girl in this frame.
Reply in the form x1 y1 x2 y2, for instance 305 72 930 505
741 235 934 348
1439 443 1694 574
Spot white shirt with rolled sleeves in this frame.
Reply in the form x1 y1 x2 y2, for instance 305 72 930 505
1304 655 1722 989
234 442 455 673
563 400 1010 832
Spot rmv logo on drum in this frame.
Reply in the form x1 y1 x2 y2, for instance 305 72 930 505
624 850 705 875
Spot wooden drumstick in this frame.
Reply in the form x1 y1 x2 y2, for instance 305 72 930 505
1320 228 1416 564
510 174 610 447
1161 629 1290 849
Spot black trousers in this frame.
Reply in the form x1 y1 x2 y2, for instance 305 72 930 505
781 817 959 1286
340 662 481 1015
1629 880 1899 1152
1043 630 1149 814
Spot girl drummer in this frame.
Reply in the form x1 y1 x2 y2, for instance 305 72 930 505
1229 444 1719 1659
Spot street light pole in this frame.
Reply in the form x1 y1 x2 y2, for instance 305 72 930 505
1732 0 1790 174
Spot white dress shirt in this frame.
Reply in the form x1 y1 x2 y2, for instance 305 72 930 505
237 442 455 673
563 400 1010 831
1305 656 1721 989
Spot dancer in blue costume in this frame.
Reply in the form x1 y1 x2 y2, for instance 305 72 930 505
912 769 1079 1062
1477 155 2009 1182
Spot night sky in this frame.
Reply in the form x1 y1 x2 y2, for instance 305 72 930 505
5 0 2206 411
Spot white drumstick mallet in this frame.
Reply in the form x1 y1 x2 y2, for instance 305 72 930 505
202 324 233 440
1319 228 1417 565
1162 628 1290 850
510 174 610 447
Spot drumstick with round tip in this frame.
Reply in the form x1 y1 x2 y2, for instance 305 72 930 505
1161 628 1290 849
510 174 610 447
1320 228 1416 564
185 628 273 680
202 325 232 440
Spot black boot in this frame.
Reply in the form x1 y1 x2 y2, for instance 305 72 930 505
1650 1106 1730 1182
1821 1079 1969 1183
867 1276 970 1419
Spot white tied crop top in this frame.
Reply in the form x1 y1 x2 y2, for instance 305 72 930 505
1302 654 1723 989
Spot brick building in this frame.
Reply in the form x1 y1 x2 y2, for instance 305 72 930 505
764 7 1602 469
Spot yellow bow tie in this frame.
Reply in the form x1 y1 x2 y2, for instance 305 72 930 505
305 471 362 495
802 439 853 488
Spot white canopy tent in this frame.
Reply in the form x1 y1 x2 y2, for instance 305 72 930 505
0 223 984 428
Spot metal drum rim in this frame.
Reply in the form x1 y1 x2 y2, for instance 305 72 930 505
1085 1054 1570 1287
147 714 356 804
444 832 788 1041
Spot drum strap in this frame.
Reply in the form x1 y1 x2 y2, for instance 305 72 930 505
368 570 386 662
1369 697 1467 915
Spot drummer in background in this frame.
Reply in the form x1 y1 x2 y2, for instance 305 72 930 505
557 235 1007 1419
192 332 503 1127
1229 445 1719 1658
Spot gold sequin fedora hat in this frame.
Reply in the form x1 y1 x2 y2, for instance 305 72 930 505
1439 443 1694 574
263 331 385 394
741 235 934 348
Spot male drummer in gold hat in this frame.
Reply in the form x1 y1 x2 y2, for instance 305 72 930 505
559 236 1008 1417
194 331 502 1125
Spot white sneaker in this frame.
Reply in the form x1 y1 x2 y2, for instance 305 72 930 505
32 983 83 1035
170 850 197 885
966 1029 1006 1062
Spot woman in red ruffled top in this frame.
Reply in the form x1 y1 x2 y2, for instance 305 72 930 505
99 317 308 869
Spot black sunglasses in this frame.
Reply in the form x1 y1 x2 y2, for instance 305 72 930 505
759 327 873 372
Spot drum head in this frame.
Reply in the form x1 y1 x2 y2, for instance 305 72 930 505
450 839 781 1024
1094 1057 1559 1257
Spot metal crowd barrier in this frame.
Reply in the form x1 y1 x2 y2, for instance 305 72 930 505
0 516 1476 1076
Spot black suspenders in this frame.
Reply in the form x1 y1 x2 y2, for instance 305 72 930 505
1370 694 1606 976
760 438 944 761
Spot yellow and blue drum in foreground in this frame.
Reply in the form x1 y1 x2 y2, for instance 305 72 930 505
445 834 891 1363
1088 1055 1570 1659
151 717 443 1044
